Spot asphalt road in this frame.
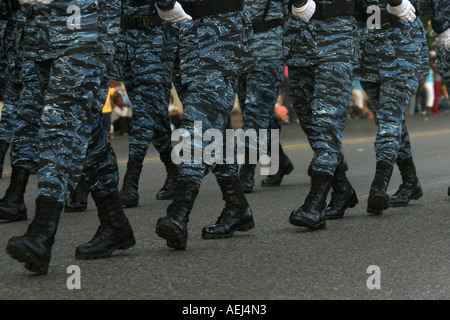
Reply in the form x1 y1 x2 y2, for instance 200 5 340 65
0 111 449 301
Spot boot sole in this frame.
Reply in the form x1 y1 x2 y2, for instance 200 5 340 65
242 186 254 194
75 237 136 260
261 163 294 187
6 240 49 274
367 192 390 215
202 220 255 239
155 220 187 250
389 190 423 207
156 194 174 200
289 215 326 230
0 209 27 221
326 194 359 220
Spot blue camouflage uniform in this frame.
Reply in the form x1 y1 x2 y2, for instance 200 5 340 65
116 0 178 205
117 0 174 162
0 0 23 176
237 0 291 192
285 0 361 230
358 0 431 165
356 0 436 212
18 0 122 203
238 0 287 146
154 0 258 250
158 0 256 188
6 0 136 275
284 0 360 176
432 0 450 88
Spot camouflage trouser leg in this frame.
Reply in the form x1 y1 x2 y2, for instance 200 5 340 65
10 60 42 171
36 50 119 203
289 62 352 175
174 73 238 188
119 28 173 163
361 77 418 165
238 60 284 155
436 46 450 88
0 74 22 144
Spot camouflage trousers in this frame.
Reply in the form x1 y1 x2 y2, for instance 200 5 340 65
174 72 239 188
289 62 354 175
361 77 418 165
10 60 41 171
238 59 284 156
0 63 22 144
116 27 173 163
437 46 450 87
35 48 119 203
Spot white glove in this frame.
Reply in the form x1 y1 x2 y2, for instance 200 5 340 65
387 0 416 23
438 29 450 48
291 0 316 23
157 1 192 23
19 0 53 5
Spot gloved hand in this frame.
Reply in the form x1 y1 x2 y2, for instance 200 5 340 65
157 1 192 23
19 0 53 5
387 0 416 23
438 29 450 48
291 0 316 23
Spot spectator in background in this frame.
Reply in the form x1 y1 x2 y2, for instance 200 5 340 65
111 91 132 136
424 55 435 115
102 83 117 140
430 50 442 114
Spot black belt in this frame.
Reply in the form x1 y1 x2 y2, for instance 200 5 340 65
252 19 283 33
181 0 244 19
311 0 355 19
120 15 163 30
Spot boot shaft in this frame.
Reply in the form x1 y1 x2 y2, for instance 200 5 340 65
26 196 64 241
217 176 249 209
167 180 199 222
92 191 128 228
396 157 418 186
303 171 334 212
2 167 30 201
371 161 394 192
123 157 143 189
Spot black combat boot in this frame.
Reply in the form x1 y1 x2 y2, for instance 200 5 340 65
325 162 358 220
0 167 30 221
75 191 136 259
0 140 10 179
65 175 90 212
155 180 199 250
289 171 333 230
261 144 294 187
156 150 178 200
367 161 393 215
202 176 255 239
239 163 256 193
6 196 64 274
119 157 143 207
389 157 423 207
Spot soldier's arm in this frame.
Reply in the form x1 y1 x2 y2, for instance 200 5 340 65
431 0 450 35
431 0 450 47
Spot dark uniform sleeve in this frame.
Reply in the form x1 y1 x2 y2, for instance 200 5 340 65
155 0 176 10
387 0 403 6
431 0 450 34
292 0 308 7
